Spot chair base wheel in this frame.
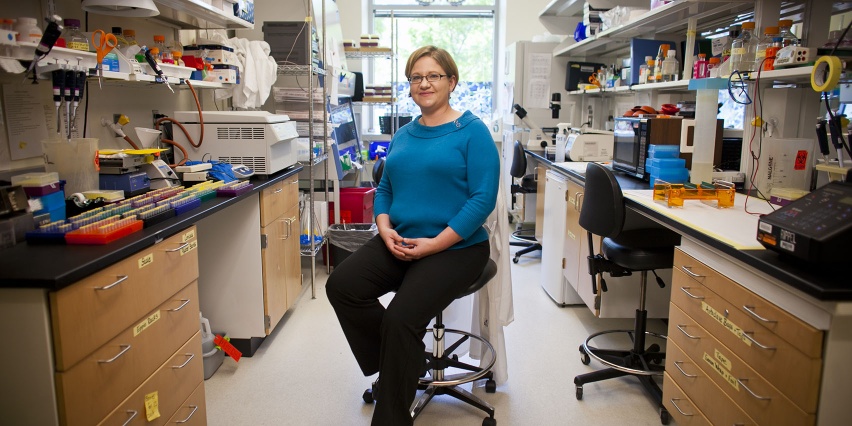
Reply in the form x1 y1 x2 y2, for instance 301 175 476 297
512 256 520 264
579 345 591 365
660 408 670 425
483 417 496 426
362 389 374 404
485 378 497 393
575 386 583 400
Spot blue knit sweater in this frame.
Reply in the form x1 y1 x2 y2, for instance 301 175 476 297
374 110 499 249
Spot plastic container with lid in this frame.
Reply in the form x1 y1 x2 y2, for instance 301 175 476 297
61 18 89 52
730 21 758 73
755 26 779 67
153 35 171 63
721 24 741 63
692 53 709 79
661 49 678 82
122 29 141 57
707 57 722 77
14 17 42 44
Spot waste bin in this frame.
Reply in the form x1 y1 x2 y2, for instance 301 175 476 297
328 223 378 267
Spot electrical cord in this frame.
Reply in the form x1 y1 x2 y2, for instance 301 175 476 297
153 79 204 167
822 20 852 159
744 56 776 216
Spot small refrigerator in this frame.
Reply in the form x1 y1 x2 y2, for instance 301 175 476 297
540 171 583 306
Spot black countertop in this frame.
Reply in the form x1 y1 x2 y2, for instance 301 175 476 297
0 165 303 291
526 150 852 301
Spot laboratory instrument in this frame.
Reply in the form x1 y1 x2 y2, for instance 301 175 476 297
564 129 613 162
24 15 63 83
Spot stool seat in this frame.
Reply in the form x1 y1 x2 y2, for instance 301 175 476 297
458 258 497 298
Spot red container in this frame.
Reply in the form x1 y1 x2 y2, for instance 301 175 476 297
328 187 375 224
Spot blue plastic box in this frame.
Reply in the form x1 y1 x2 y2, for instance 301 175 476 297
646 157 686 169
647 144 680 158
649 167 689 187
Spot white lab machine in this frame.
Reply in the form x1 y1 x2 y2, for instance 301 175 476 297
565 129 613 162
173 111 299 175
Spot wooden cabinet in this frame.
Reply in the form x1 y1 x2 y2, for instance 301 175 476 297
664 247 824 426
260 175 301 334
50 226 202 425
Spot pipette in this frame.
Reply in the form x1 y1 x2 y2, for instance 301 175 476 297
142 47 174 93
52 67 65 134
71 62 87 132
63 66 76 139
24 15 63 83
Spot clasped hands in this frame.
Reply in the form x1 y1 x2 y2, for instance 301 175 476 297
379 228 438 261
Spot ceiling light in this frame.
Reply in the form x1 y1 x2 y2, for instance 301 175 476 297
81 0 160 17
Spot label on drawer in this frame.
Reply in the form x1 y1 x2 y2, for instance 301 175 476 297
714 349 732 371
182 228 196 242
702 301 751 346
180 240 198 256
138 253 154 269
703 352 740 391
145 391 161 421
134 310 161 337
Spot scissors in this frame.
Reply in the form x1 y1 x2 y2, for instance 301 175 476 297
92 30 118 89
588 74 602 89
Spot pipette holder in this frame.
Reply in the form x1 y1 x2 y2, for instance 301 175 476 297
653 180 736 208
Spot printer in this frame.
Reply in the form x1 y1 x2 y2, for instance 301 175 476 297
172 111 299 175
565 128 613 162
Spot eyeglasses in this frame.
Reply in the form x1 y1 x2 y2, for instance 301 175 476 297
408 73 448 84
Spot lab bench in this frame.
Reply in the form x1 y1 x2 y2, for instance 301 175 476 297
0 165 302 426
528 150 852 425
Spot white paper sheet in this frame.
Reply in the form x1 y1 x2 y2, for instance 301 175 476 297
524 53 552 109
3 84 49 160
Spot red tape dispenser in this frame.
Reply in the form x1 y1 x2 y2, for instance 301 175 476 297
214 334 242 362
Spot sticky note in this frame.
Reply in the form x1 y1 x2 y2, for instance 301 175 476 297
144 391 161 421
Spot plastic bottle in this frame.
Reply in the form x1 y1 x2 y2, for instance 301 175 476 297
13 17 42 44
755 26 779 69
122 29 141 58
653 45 668 82
721 24 741 63
153 35 171 63
61 19 89 52
730 21 757 73
111 27 128 52
168 39 183 65
639 61 649 84
777 19 798 47
693 53 708 79
644 56 655 83
661 49 679 82
707 57 721 77
763 37 782 71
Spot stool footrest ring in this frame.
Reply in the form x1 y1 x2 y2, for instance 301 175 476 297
419 328 496 387
582 329 666 376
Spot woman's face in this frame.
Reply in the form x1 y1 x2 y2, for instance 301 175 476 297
409 56 455 113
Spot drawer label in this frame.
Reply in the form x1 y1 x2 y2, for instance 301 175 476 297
180 240 198 256
138 253 154 269
715 349 733 371
134 310 161 336
144 391 161 421
703 352 739 391
702 301 751 346
182 229 196 242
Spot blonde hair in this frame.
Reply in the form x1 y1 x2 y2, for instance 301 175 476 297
405 45 459 90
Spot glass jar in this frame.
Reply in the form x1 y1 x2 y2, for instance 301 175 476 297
755 26 779 69
153 35 171 63
730 21 757 73
61 18 89 52
14 17 42 44
777 19 798 48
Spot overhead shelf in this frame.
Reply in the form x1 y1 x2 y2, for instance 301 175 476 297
153 0 254 30
551 0 754 58
277 64 326 76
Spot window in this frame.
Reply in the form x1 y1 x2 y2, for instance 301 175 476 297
368 0 498 123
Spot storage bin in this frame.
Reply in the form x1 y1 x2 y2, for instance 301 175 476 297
649 167 689 187
647 144 680 158
328 223 377 267
646 157 686 169
328 187 375 224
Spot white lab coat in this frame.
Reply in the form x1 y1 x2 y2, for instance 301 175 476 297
214 37 278 109
470 163 515 384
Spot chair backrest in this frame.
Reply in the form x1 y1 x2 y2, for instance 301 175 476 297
510 140 527 179
372 157 385 185
578 162 625 239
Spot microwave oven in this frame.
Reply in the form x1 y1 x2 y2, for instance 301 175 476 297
612 117 683 180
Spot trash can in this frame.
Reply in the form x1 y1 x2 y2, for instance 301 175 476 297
328 223 378 267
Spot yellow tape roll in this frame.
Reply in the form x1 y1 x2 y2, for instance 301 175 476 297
811 55 842 92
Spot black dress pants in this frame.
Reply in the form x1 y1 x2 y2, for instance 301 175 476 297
326 235 490 425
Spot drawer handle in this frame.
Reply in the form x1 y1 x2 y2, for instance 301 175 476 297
676 324 701 340
174 405 199 424
273 188 283 194
172 353 195 369
680 265 705 278
98 344 131 363
122 410 138 426
669 398 694 416
168 299 191 312
737 378 772 400
165 242 190 253
679 286 705 300
674 361 698 378
95 275 129 291
742 332 777 351
743 305 777 323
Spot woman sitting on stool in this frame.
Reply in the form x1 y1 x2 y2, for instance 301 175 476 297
326 45 500 425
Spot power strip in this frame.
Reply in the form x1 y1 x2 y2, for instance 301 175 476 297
773 46 815 68
175 163 213 173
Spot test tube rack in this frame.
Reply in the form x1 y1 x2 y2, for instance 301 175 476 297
653 180 736 208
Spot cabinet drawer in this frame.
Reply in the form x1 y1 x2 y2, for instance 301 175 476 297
663 373 712 426
671 269 822 412
260 175 299 227
56 281 200 426
50 227 199 371
673 249 823 358
165 381 207 425
669 303 817 420
97 332 204 426
665 341 756 426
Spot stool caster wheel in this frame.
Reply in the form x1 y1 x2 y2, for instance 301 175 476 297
579 346 590 365
362 389 374 404
482 417 496 426
485 378 497 393
647 343 661 353
575 385 583 400
512 256 520 264
660 408 670 425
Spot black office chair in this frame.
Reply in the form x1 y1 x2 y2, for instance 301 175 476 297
372 157 385 185
509 140 541 263
363 260 499 426
573 162 680 424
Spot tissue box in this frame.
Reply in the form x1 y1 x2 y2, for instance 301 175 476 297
206 64 240 84
183 44 236 65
